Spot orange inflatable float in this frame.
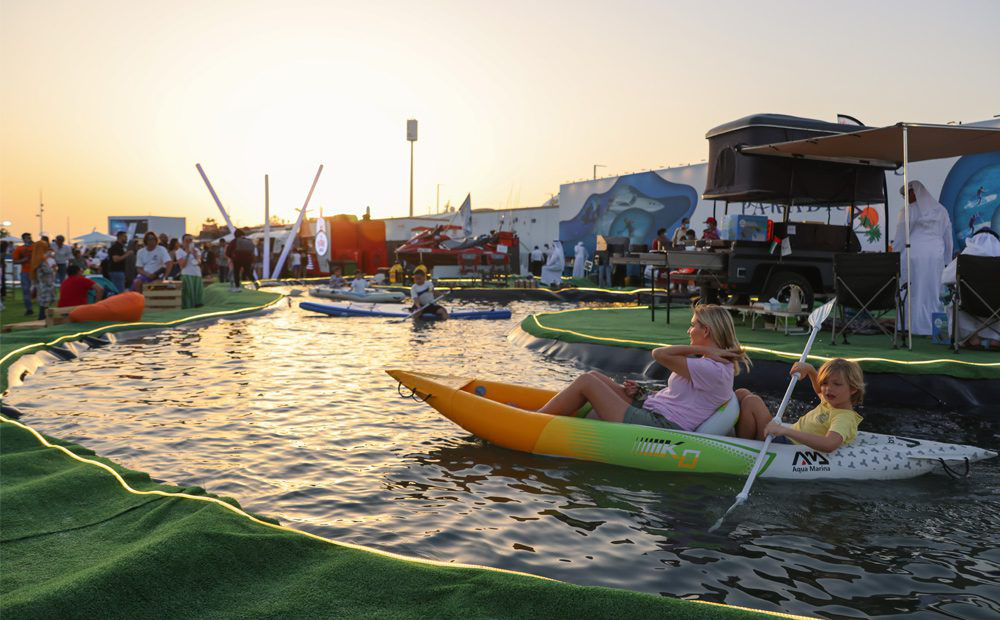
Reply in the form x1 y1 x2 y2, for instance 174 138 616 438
69 292 145 323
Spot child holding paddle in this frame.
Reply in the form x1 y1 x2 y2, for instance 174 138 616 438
735 358 864 453
409 270 448 321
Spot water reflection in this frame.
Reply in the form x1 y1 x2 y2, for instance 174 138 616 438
7 295 999 618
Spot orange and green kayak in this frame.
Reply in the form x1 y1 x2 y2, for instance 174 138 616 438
387 370 997 480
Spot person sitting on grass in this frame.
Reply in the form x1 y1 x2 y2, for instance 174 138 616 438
58 264 104 307
132 232 173 293
538 305 749 430
735 358 864 452
409 269 447 320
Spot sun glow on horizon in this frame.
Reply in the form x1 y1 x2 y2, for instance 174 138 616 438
2 0 998 238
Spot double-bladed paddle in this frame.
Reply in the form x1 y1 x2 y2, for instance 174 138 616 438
709 298 836 533
393 291 450 323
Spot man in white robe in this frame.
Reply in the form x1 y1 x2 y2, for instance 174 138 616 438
541 240 565 288
572 242 587 279
894 180 953 336
941 227 1000 347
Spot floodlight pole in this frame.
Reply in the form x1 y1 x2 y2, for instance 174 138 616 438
902 125 912 350
407 119 418 218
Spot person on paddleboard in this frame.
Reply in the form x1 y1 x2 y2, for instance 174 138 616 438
409 270 448 321
538 305 749 430
735 358 864 453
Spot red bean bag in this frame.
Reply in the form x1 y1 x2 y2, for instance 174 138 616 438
69 292 145 323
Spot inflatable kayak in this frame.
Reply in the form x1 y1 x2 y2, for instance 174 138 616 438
387 370 997 480
301 302 512 321
311 286 405 303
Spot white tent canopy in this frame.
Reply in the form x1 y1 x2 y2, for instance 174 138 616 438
743 122 1000 349
73 229 116 245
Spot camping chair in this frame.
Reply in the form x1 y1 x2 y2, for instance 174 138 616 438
951 254 1000 353
831 252 900 347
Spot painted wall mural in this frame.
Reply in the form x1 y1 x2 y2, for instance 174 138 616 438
939 152 1000 251
558 170 699 257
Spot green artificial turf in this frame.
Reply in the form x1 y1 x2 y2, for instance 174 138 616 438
0 284 282 392
0 419 775 619
521 306 1000 380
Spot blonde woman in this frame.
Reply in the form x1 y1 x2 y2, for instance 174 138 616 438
540 305 750 430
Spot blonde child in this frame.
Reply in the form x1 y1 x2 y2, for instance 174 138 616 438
735 358 864 453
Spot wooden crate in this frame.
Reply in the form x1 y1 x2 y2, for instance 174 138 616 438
143 281 182 311
45 305 80 327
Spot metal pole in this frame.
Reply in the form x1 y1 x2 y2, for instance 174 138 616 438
263 174 271 279
38 189 44 236
436 184 440 213
273 165 323 278
195 164 237 235
903 126 912 350
409 141 414 217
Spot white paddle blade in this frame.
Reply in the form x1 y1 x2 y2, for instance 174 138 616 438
808 297 836 329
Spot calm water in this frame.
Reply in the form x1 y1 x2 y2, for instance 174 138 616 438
7 294 1000 619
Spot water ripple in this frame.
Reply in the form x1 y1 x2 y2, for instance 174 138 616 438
8 295 999 618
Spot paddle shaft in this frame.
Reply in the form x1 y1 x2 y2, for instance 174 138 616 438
733 320 822 501
395 292 449 322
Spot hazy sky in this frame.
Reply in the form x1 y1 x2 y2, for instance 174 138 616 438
2 0 998 238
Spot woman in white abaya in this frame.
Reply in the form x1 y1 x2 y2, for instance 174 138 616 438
541 240 565 287
941 227 1000 347
894 180 953 336
572 242 587 279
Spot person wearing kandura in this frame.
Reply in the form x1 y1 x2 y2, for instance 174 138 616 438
538 305 750 431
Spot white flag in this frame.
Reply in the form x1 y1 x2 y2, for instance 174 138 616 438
459 194 472 237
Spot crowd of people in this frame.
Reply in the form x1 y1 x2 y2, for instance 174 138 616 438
2 229 311 318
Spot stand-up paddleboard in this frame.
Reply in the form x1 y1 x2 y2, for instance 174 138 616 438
311 286 406 303
301 302 511 321
387 370 997 480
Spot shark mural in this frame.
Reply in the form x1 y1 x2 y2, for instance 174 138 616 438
558 170 699 257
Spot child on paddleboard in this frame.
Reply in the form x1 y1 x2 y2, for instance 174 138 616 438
409 270 448 320
735 358 864 453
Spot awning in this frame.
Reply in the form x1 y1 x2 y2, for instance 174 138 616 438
740 123 1000 169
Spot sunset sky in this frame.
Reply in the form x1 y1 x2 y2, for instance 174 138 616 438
2 0 998 238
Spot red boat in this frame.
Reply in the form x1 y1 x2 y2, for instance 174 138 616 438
395 225 520 276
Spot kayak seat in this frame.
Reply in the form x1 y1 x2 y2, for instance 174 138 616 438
694 393 740 436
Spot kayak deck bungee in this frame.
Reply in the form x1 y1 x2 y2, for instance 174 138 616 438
311 286 406 303
301 302 512 321
387 370 997 480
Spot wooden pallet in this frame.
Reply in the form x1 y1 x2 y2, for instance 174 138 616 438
143 281 182 311
1 320 46 333
45 305 80 327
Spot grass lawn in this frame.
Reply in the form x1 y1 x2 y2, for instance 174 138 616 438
0 286 40 326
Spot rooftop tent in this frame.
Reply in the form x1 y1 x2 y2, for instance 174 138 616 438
703 114 885 205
